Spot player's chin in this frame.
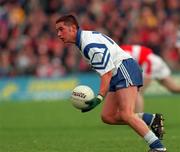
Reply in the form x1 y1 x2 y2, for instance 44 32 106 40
62 39 68 43
58 37 65 43
60 38 65 42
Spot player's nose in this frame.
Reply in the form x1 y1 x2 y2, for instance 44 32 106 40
57 31 61 37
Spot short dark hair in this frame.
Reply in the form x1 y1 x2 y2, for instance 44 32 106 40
56 14 79 29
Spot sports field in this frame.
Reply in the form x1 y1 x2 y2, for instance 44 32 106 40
0 95 180 152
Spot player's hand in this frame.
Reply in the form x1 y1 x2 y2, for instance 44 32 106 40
81 95 104 113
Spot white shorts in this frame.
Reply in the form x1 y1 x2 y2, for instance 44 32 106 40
143 54 171 80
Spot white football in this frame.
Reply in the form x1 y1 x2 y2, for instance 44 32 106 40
71 85 95 110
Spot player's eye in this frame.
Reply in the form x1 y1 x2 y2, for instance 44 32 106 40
56 28 63 33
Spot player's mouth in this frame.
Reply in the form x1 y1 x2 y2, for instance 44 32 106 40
59 37 64 42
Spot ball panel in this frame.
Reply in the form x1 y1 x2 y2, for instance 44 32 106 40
71 85 95 110
71 98 88 109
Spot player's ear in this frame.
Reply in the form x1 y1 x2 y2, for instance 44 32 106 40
71 24 77 32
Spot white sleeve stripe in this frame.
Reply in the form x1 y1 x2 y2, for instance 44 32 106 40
119 64 133 85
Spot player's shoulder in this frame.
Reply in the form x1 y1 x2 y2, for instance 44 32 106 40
81 30 101 38
81 30 103 46
140 46 153 52
81 30 95 40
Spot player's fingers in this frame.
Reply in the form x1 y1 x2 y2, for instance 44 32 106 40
81 107 91 113
85 100 93 105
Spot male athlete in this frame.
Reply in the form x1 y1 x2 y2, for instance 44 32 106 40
55 14 166 152
120 44 180 112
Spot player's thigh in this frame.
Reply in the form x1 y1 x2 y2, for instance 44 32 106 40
115 86 138 112
141 76 152 93
135 92 144 113
102 91 118 116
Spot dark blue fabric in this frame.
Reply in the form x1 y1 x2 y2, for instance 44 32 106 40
150 139 164 149
75 28 82 49
109 58 143 91
143 113 154 125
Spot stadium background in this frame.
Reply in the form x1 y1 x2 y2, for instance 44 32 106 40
0 0 180 152
0 0 180 100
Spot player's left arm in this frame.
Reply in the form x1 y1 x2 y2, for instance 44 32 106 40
81 70 112 113
99 70 113 97
81 38 114 112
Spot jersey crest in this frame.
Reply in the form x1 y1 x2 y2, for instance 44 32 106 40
83 43 110 70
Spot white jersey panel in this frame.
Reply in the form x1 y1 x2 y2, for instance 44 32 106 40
131 45 141 61
79 30 132 76
148 54 171 79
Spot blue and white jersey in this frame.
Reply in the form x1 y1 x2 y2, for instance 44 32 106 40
76 29 132 76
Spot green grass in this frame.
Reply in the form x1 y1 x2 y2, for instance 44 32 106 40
0 95 180 152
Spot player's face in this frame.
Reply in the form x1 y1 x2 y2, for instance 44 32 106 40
56 22 76 43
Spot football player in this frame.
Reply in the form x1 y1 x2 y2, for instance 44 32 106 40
55 14 166 152
120 44 180 112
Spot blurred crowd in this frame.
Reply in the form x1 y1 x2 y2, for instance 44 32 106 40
0 0 180 78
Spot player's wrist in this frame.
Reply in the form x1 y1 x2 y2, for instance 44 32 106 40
97 94 104 102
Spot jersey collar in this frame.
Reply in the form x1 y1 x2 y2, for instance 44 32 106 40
75 28 82 49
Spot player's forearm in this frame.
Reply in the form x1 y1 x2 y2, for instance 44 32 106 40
99 70 113 97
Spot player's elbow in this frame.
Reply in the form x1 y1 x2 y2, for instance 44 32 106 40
168 87 180 93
